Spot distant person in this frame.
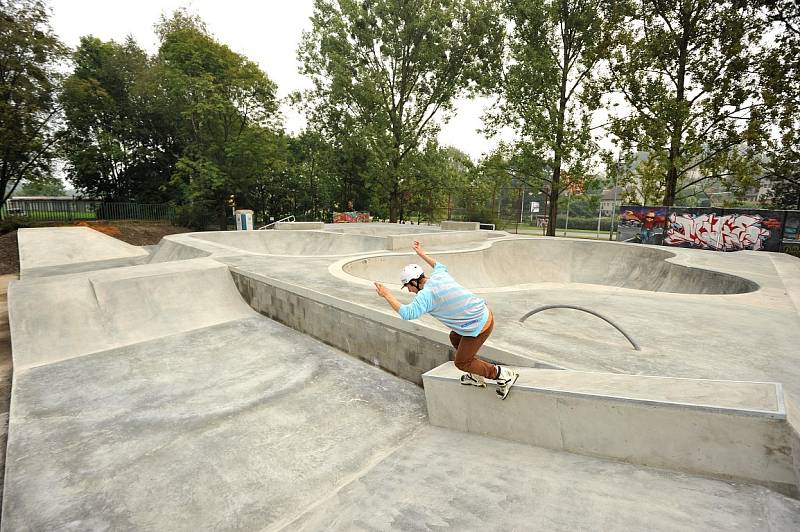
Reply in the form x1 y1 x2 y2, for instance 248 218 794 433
374 241 519 399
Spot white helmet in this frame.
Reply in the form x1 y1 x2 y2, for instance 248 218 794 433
400 264 425 287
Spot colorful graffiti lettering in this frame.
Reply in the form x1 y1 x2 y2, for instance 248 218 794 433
332 211 371 223
665 213 777 251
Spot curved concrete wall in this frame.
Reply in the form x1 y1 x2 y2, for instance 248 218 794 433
342 238 758 294
190 230 387 256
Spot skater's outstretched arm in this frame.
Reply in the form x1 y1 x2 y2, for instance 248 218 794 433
374 282 401 312
413 240 437 268
375 281 434 320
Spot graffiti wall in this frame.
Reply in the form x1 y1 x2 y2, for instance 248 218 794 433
782 211 800 257
332 211 371 223
665 209 784 252
618 205 797 252
617 206 668 245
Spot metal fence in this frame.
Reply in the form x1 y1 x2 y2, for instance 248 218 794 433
2 198 176 223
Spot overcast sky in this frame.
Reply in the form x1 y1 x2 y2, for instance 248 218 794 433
48 0 510 160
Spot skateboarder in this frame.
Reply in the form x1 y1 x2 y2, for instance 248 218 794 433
374 241 519 399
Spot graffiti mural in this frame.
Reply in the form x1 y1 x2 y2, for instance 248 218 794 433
665 211 784 251
332 211 371 223
782 211 800 257
617 206 667 244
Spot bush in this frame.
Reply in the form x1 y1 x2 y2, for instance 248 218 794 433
554 215 614 231
175 204 213 231
0 216 33 234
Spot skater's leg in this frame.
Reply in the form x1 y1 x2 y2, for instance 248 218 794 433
449 331 462 349
453 313 496 380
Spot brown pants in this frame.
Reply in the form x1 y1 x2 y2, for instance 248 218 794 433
449 311 497 380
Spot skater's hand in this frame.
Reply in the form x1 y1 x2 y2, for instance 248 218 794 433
374 282 390 298
413 240 437 268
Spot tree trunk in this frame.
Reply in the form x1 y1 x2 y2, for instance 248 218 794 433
217 203 227 231
664 10 690 206
388 158 401 223
547 32 570 237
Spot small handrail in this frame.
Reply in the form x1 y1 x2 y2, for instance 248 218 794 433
258 215 295 230
519 305 641 351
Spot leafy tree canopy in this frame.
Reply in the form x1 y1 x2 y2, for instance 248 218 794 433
0 0 67 206
299 0 502 221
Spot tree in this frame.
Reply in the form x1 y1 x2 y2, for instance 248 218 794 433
758 1 800 209
299 0 502 221
156 10 281 229
0 0 67 209
60 36 165 201
608 0 765 207
17 176 66 196
404 143 472 223
485 0 622 235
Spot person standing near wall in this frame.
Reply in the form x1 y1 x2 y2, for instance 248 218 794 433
373 241 519 399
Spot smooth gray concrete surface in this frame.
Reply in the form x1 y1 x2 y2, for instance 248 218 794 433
191 229 388 255
2 317 427 530
289 426 800 532
18 227 150 277
424 363 795 494
8 258 256 369
6 225 800 528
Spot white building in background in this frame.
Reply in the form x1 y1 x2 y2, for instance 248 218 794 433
599 186 625 216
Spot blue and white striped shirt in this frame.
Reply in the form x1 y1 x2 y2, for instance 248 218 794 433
398 262 489 337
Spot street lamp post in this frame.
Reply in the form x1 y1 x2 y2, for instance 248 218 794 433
609 153 621 241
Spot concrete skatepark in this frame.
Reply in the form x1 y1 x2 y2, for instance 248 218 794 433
3 222 800 530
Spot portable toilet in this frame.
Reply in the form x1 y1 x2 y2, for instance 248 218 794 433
235 209 254 230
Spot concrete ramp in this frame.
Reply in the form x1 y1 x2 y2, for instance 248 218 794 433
18 227 150 277
8 259 257 370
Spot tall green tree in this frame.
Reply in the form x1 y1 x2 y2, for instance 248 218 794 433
486 0 622 236
608 0 765 207
758 1 799 209
298 0 502 221
157 10 281 229
60 36 169 201
0 0 67 208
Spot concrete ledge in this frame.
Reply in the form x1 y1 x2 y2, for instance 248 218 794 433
423 363 797 496
441 221 480 231
787 396 800 492
275 222 324 230
229 269 557 386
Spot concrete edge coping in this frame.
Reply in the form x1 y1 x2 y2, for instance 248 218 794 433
422 362 786 419
14 256 228 285
20 255 151 279
226 263 561 372
170 230 396 259
326 236 764 297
